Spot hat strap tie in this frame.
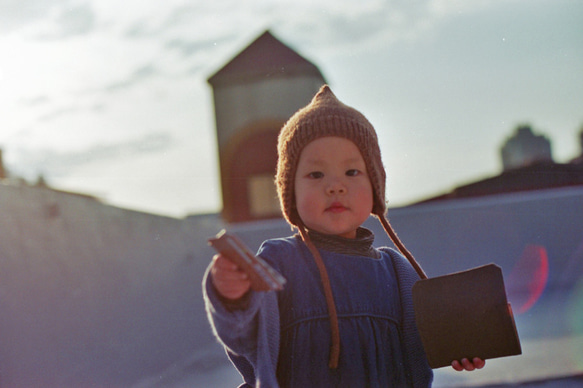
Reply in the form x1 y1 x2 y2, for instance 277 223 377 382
298 226 341 369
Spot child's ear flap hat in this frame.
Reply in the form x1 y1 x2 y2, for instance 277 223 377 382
276 85 386 226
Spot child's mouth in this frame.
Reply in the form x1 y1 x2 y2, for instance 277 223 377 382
326 202 347 213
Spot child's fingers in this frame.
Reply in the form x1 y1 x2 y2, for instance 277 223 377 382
460 358 475 371
451 358 486 372
212 255 248 281
472 357 486 369
213 254 240 271
451 360 463 371
210 254 251 300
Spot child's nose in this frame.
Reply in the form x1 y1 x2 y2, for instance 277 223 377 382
326 179 346 195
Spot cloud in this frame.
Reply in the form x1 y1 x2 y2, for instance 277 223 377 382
18 95 51 107
2 0 97 39
124 19 160 39
36 105 84 123
20 62 165 137
8 132 175 180
31 101 103 124
0 0 70 33
164 37 226 58
122 4 206 40
104 64 159 93
68 63 160 97
32 2 97 40
249 0 503 55
122 5 239 68
52 3 96 38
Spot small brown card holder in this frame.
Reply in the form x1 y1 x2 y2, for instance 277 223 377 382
412 264 522 368
208 230 286 292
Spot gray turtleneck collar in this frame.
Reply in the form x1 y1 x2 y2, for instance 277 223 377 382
303 227 380 259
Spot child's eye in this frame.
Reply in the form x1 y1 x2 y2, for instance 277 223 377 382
308 171 324 179
346 169 360 177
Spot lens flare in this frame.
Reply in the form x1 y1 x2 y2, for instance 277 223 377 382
507 245 549 314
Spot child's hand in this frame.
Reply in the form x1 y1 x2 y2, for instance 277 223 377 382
451 357 486 372
210 254 251 300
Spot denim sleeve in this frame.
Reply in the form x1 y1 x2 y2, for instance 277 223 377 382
202 262 281 387
203 263 264 355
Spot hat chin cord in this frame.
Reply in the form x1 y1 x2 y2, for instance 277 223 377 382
297 224 341 369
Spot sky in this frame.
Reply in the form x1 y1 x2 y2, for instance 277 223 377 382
1 0 582 218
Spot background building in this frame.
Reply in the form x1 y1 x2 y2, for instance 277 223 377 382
207 30 326 223
420 125 583 203
501 125 553 171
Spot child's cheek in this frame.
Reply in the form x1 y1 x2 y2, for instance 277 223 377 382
296 191 318 223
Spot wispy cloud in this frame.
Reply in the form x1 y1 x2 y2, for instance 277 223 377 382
36 105 84 123
18 95 51 107
124 19 160 39
50 3 96 38
123 3 231 39
64 62 161 100
8 131 175 180
104 64 158 93
2 0 98 39
164 37 230 58
268 1 438 52
0 0 71 33
31 101 104 124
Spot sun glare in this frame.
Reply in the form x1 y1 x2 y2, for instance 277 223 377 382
507 245 550 315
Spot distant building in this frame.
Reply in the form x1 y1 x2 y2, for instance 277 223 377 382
570 126 583 164
0 149 7 179
207 30 326 223
418 125 583 203
501 125 553 171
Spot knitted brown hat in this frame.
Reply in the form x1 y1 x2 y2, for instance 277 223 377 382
276 85 386 226
275 85 427 369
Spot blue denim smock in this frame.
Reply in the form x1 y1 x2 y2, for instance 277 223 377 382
257 232 414 387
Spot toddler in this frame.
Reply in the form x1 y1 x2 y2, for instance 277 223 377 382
204 85 484 387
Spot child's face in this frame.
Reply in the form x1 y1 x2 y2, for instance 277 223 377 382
294 136 373 239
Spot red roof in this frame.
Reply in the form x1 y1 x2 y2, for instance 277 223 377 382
207 30 324 86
